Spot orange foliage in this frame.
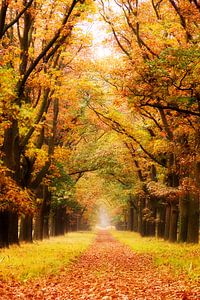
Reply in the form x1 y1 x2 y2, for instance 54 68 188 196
0 166 34 214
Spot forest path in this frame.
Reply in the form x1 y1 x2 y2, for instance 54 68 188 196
1 230 200 300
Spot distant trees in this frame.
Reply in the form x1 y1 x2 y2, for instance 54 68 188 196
95 0 200 243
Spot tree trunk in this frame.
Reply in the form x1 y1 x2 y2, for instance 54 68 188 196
178 193 189 242
49 213 55 237
164 205 171 240
187 192 199 243
8 211 19 245
76 215 80 231
54 207 66 236
65 213 69 233
186 160 200 243
34 206 44 240
129 204 134 231
156 205 166 238
138 198 145 236
0 211 19 247
133 208 138 232
0 211 9 248
43 186 51 239
43 214 50 239
169 203 178 242
34 185 51 240
146 219 156 236
2 120 20 247
145 202 156 237
20 215 33 242
2 120 20 180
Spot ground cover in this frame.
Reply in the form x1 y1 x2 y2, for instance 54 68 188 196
0 230 199 299
0 231 95 281
111 230 200 283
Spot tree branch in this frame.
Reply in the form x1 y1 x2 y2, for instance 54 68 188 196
0 0 34 39
68 168 99 176
168 0 192 41
140 102 200 117
90 106 166 167
17 0 78 99
30 161 51 189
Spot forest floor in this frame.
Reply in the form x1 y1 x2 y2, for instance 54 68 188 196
0 230 200 300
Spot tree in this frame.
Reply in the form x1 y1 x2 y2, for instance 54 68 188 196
94 0 200 242
0 0 94 246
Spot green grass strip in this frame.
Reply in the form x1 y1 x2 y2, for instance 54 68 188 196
0 231 95 282
111 230 200 282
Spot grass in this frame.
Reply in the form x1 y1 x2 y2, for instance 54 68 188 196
0 231 95 282
111 230 200 282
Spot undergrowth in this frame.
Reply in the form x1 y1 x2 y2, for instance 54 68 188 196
0 231 95 282
111 230 200 282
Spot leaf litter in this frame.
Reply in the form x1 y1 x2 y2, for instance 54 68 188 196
0 230 199 299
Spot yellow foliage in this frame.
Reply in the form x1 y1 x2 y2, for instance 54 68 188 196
0 166 34 214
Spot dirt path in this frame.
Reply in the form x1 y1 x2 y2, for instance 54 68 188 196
0 230 200 299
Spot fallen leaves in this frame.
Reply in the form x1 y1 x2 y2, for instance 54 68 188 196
0 230 199 299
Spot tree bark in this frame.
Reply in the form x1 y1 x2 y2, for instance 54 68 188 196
8 211 19 245
34 206 44 240
156 205 166 238
2 119 20 181
0 0 9 39
54 207 66 236
20 215 33 242
169 203 178 242
133 208 138 232
187 192 199 243
178 193 189 242
164 205 171 240
186 151 200 243
0 211 9 248
128 203 134 231
138 198 145 236
146 207 156 237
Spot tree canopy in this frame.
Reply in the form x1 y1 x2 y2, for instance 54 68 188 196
0 0 200 246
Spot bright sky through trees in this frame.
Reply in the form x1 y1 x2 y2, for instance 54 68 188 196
98 206 111 227
91 20 112 58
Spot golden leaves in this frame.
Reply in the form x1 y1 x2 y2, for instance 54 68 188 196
0 166 34 214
